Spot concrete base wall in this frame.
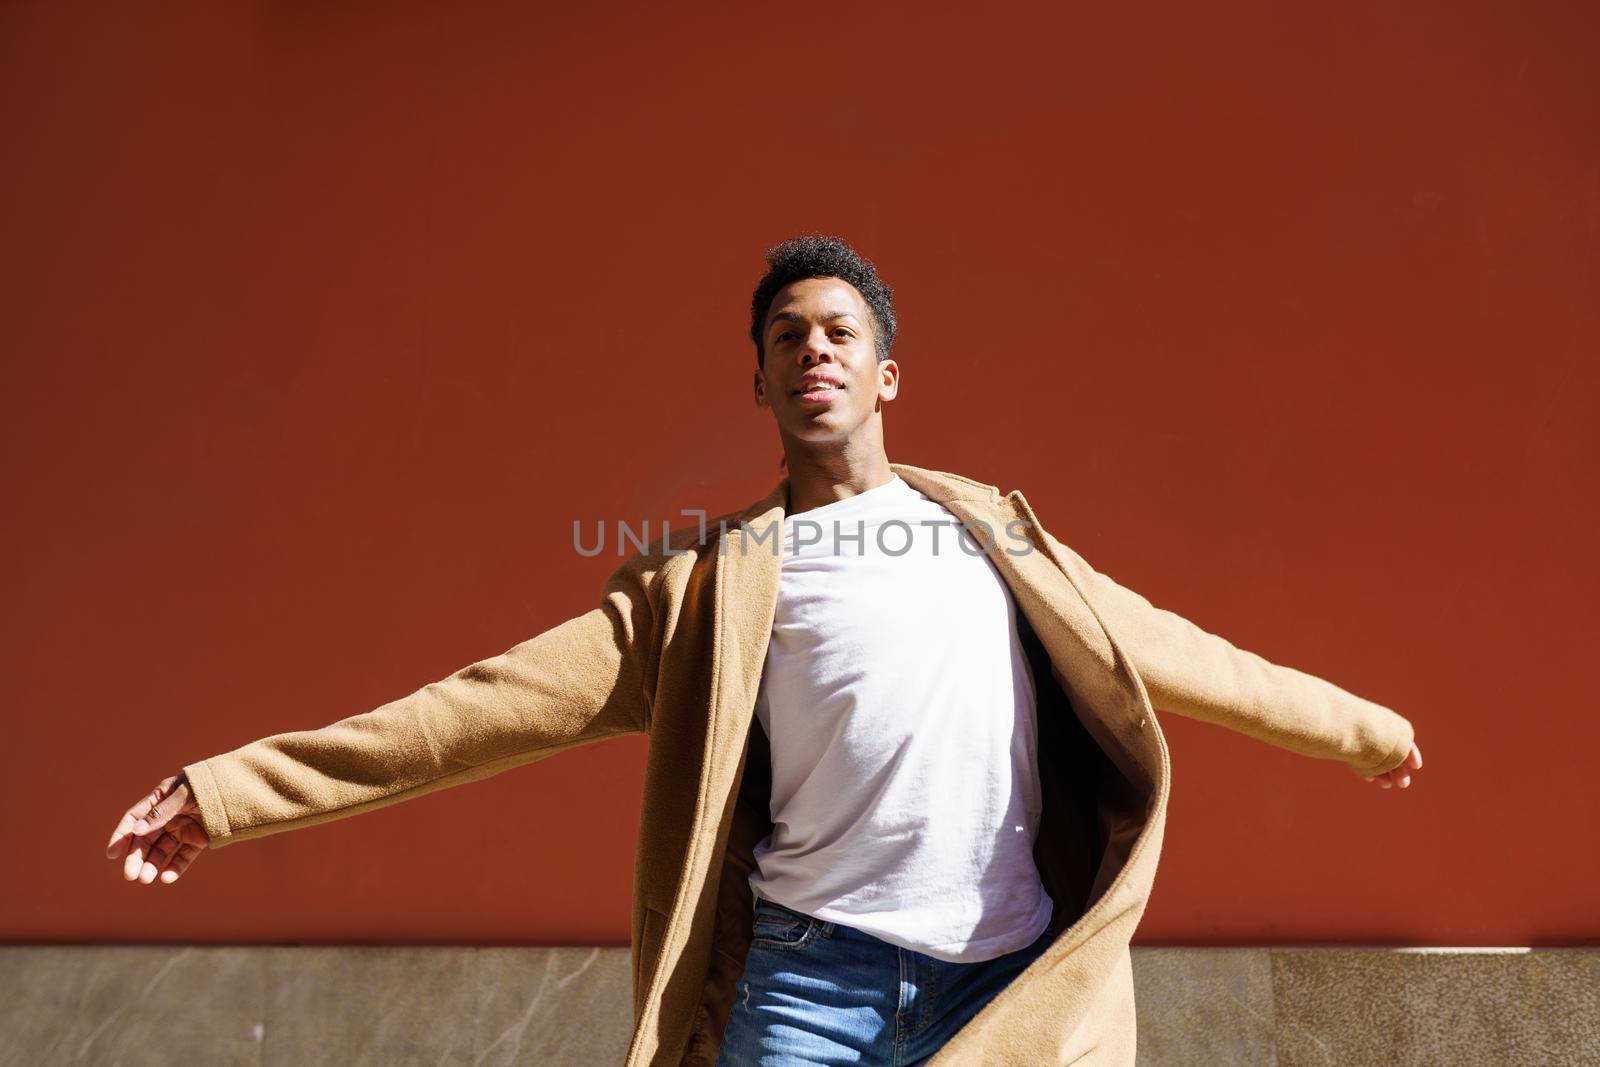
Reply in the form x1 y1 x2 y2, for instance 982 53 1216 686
4 946 1595 1065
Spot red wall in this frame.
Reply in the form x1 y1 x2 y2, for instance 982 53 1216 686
4 2 1594 947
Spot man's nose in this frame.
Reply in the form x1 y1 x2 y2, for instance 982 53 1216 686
798 337 835 365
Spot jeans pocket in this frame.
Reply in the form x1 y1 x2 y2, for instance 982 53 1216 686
751 901 817 950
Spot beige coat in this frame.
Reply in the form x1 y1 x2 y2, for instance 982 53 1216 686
182 462 1415 1065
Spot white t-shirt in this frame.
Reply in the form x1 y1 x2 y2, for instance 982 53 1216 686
747 473 1054 963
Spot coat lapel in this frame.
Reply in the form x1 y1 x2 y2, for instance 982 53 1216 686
666 477 788 939
704 475 787 797
937 487 1160 797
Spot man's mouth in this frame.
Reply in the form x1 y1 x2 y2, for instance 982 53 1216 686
793 381 844 404
793 371 847 398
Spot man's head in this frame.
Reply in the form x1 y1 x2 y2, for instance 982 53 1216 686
750 234 900 453
749 235 897 366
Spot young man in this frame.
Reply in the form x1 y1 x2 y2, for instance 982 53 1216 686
107 235 1423 1066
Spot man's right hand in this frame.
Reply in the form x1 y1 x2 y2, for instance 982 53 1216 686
106 772 209 884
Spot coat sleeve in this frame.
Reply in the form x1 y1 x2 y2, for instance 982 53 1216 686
180 552 661 849
1037 528 1415 779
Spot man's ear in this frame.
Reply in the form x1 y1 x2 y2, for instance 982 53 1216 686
754 367 769 408
876 358 900 402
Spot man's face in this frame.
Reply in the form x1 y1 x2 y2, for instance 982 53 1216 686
753 276 898 444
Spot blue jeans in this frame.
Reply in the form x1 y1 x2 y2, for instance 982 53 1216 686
713 897 1055 1066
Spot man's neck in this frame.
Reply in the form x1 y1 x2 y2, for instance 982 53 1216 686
782 447 895 516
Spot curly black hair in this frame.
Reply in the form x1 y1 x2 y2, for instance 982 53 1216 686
749 234 897 367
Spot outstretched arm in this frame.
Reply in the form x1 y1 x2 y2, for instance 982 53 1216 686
1038 528 1419 784
115 549 661 878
